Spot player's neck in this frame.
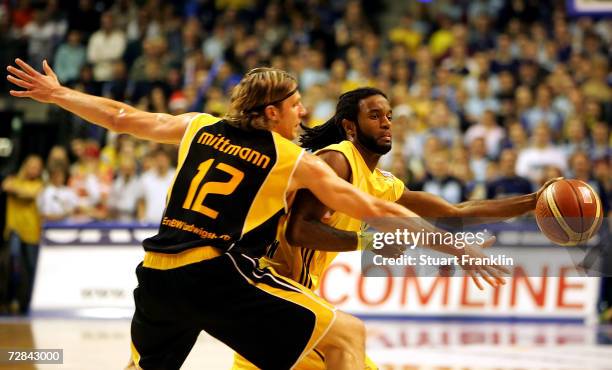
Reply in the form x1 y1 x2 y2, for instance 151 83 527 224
351 140 380 172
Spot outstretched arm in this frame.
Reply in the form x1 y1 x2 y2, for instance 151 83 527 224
289 153 509 288
6 59 195 144
398 177 561 225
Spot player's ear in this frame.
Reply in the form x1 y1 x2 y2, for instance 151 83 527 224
341 118 356 138
263 105 279 122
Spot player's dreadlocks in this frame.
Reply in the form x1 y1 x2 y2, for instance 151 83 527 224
299 87 387 152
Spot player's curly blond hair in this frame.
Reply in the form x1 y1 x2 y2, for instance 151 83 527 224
225 68 297 131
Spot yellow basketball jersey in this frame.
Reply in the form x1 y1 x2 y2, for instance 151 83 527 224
144 113 304 257
262 140 405 290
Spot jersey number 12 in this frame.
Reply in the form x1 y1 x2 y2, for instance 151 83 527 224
182 159 244 218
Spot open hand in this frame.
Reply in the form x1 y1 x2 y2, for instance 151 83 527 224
6 59 61 103
459 236 511 290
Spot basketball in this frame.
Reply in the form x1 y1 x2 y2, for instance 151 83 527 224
535 179 603 246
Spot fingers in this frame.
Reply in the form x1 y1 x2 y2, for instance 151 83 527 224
7 65 34 82
478 268 499 288
6 75 32 89
466 270 483 290
9 90 32 98
42 59 57 79
480 236 496 249
14 58 40 77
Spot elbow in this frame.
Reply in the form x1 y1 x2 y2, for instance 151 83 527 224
109 111 121 133
285 215 311 247
109 109 128 133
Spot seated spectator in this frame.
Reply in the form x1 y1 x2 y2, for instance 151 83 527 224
563 117 590 157
516 123 568 184
522 84 563 134
428 100 460 148
68 141 103 220
108 155 141 222
590 121 611 161
137 148 176 224
414 151 465 204
53 30 86 84
486 149 532 199
464 110 505 159
468 137 491 182
37 163 78 221
501 121 529 151
300 50 330 90
465 76 500 123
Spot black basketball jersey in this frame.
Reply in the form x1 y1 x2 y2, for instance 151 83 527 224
143 113 304 256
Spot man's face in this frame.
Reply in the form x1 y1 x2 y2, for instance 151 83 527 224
274 90 307 140
499 150 517 175
353 95 393 155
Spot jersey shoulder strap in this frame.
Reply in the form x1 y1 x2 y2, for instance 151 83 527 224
178 113 222 164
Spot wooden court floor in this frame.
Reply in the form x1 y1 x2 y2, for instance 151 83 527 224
1 318 611 369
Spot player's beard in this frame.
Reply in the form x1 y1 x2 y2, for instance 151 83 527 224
355 122 392 155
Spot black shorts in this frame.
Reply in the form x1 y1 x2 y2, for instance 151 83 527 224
130 247 336 370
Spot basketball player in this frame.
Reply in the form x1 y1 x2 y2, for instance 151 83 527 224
6 61 496 370
233 87 559 370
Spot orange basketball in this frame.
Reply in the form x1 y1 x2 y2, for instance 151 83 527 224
535 179 603 246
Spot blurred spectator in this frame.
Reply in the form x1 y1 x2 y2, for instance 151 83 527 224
108 155 141 222
563 117 590 157
465 76 500 122
486 148 532 199
87 12 126 82
516 124 567 184
45 145 69 170
10 0 33 32
110 0 138 34
388 14 423 55
300 50 330 91
590 121 611 161
522 84 564 133
502 120 529 151
53 30 86 84
137 148 175 224
1 155 43 314
37 162 78 221
0 0 610 227
67 140 103 220
101 61 129 102
415 151 465 203
129 37 172 102
464 110 505 159
468 137 491 182
21 9 57 65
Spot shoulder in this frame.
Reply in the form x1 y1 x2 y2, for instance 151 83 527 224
270 131 304 158
316 149 351 181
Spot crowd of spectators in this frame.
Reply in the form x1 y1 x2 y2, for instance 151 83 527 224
0 0 609 216
0 0 610 315
1 0 610 225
